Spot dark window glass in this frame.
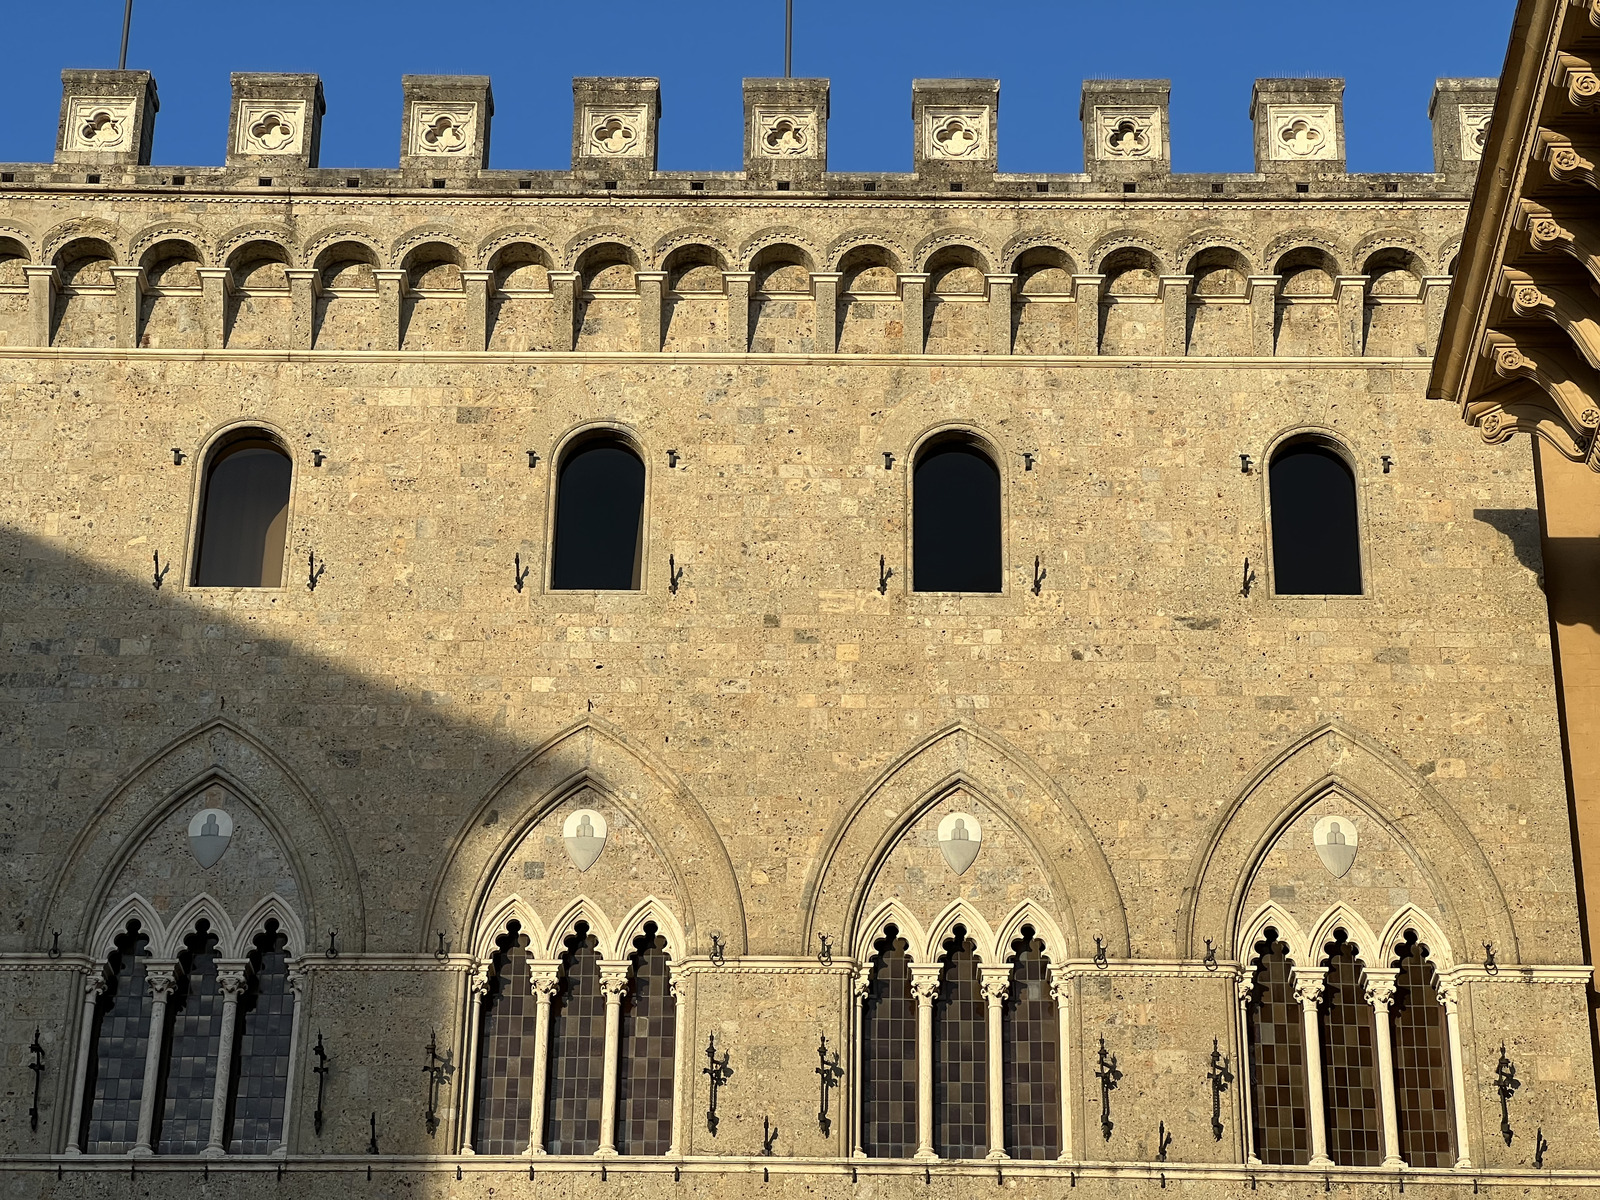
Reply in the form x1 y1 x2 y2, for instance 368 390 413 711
154 921 225 1155
543 923 606 1154
1001 931 1060 1160
934 925 988 1158
617 923 676 1155
474 922 540 1154
1389 931 1456 1167
1268 443 1361 595
229 920 295 1154
1318 931 1381 1166
862 925 917 1158
913 442 1001 593
551 440 645 590
1246 931 1309 1164
193 438 292 587
83 921 152 1153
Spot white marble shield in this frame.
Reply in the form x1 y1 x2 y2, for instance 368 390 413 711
563 809 608 872
938 811 982 875
187 808 234 869
1313 815 1358 878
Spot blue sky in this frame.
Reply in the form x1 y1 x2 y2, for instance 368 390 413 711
0 1 1515 174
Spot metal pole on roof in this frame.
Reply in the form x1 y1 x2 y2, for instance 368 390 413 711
118 0 133 70
785 0 793 77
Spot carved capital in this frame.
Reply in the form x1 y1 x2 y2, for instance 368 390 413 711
1364 974 1398 1009
1293 979 1326 1007
853 967 873 1001
82 974 108 1001
530 968 561 1000
146 967 178 1000
599 964 632 999
216 967 249 997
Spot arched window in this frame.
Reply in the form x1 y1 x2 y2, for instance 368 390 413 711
933 925 987 1158
193 433 292 587
1246 929 1309 1164
1268 440 1361 595
543 922 606 1154
551 437 646 590
1389 931 1456 1166
155 920 225 1155
1317 930 1381 1166
473 921 540 1154
229 920 296 1154
912 437 1001 593
861 924 916 1158
1001 928 1060 1159
82 920 152 1153
616 922 676 1155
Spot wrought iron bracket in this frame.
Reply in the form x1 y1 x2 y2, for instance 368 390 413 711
1095 1036 1122 1141
312 1031 330 1136
702 1033 732 1135
815 1034 842 1134
1206 1037 1233 1142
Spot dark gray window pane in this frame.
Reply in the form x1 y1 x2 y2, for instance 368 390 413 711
155 921 224 1155
474 922 539 1155
862 925 917 1158
1269 444 1361 595
1002 932 1060 1159
193 439 292 587
934 926 988 1159
543 924 605 1154
1318 931 1381 1166
551 442 645 590
913 443 1002 593
1390 931 1456 1167
617 923 676 1155
229 921 295 1154
1246 931 1309 1165
83 922 152 1154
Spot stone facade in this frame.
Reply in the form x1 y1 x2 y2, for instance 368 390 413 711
0 67 1592 1196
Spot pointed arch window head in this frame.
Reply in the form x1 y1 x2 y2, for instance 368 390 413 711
193 433 292 587
83 920 152 1154
155 919 226 1155
229 919 295 1154
1268 438 1362 596
933 924 988 1159
1389 930 1456 1167
1246 928 1310 1165
862 923 917 1158
912 436 1001 593
551 436 646 590
1002 928 1060 1160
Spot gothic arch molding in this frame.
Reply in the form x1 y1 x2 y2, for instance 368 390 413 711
423 718 746 957
37 716 365 955
1179 720 1515 963
800 721 1127 959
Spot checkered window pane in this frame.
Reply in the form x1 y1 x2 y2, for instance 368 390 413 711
1389 931 1455 1167
156 922 226 1155
1246 932 1309 1165
1002 933 1060 1160
617 923 676 1155
83 922 152 1153
1317 932 1381 1166
474 923 540 1155
229 922 296 1154
934 927 988 1159
543 923 606 1155
862 925 917 1158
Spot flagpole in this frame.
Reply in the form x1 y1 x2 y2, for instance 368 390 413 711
785 0 792 77
118 0 133 70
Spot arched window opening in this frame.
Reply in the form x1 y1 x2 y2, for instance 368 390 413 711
1246 929 1310 1165
912 438 1001 593
933 925 987 1159
551 437 645 590
1317 930 1381 1166
616 922 676 1155
862 924 916 1158
1268 440 1362 596
154 920 225 1155
473 921 540 1154
543 922 606 1154
1389 931 1456 1167
193 434 292 588
228 919 295 1154
82 920 152 1153
1001 928 1060 1160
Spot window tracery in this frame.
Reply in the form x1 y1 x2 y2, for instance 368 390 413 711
933 925 987 1159
1389 930 1456 1167
861 924 917 1158
1317 930 1381 1166
155 920 226 1155
228 920 296 1154
616 922 676 1155
473 921 541 1154
544 922 607 1154
1001 930 1060 1159
1245 929 1309 1164
82 920 153 1154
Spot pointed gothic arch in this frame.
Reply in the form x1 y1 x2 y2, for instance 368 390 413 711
424 719 745 957
801 722 1126 960
539 895 619 962
1307 903 1381 963
38 717 364 955
855 899 927 963
923 899 996 967
1179 721 1514 963
1239 902 1310 968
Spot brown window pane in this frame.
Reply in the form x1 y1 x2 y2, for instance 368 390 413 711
1389 931 1456 1167
617 922 676 1155
1317 930 1381 1166
474 922 540 1155
228 921 295 1154
1246 930 1309 1164
193 437 292 587
543 923 605 1154
155 921 225 1154
862 925 917 1158
934 925 988 1158
83 922 152 1153
1001 931 1060 1160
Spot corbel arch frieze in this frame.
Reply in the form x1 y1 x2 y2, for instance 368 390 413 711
475 227 559 271
389 224 469 268
1351 228 1432 277
563 228 645 272
0 220 40 261
37 717 364 957
913 228 996 273
1000 231 1081 276
651 226 732 268
1261 227 1348 276
1088 227 1169 274
216 223 298 270
738 226 819 272
423 718 745 958
1179 720 1515 965
1175 228 1256 275
800 721 1127 961
825 229 909 273
301 225 386 269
